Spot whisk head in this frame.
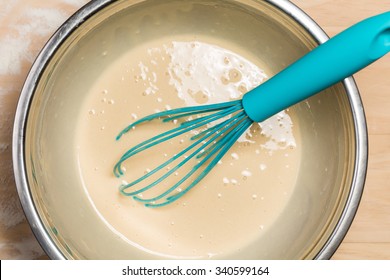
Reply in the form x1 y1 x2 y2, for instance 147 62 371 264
114 99 253 207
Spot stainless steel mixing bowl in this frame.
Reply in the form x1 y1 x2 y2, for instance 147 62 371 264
13 0 367 259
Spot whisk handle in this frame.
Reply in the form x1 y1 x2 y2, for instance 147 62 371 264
243 11 390 122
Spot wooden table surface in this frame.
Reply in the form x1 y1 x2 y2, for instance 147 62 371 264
0 0 389 260
291 0 390 260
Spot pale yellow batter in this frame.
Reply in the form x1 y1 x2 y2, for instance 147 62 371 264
76 35 301 259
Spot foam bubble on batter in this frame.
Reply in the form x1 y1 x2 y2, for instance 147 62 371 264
163 41 296 150
139 41 297 149
260 111 297 151
165 41 266 105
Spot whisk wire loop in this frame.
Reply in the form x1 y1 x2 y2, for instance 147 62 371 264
120 110 248 200
114 100 251 207
145 117 252 208
118 113 241 196
114 100 243 176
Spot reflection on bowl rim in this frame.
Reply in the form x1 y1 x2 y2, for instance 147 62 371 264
12 0 368 260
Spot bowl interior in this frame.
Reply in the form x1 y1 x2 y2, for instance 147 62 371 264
23 0 356 259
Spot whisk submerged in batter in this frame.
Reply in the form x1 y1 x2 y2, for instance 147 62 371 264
113 40 294 208
114 99 251 207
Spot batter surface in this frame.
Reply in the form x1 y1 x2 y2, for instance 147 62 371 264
76 35 301 259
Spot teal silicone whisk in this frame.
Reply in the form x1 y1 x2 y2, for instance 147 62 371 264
114 11 390 207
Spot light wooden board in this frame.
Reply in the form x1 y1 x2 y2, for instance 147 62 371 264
291 0 390 260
